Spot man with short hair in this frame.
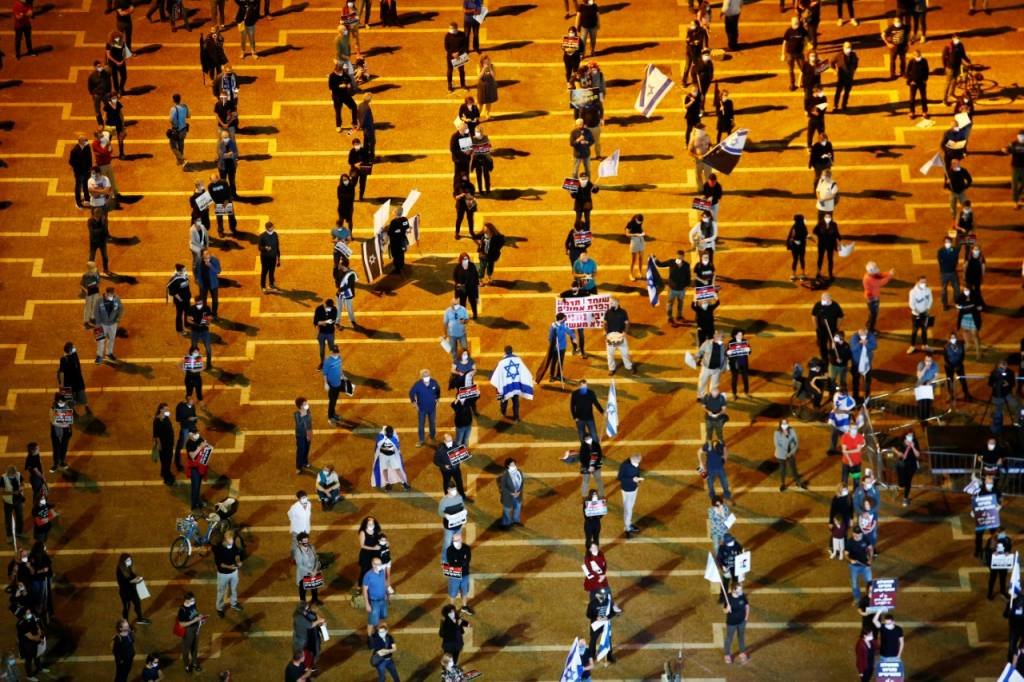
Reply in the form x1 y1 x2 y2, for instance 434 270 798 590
698 438 731 501
688 123 712 191
188 295 214 368
438 483 466 560
443 298 470 362
58 341 90 415
287 491 312 549
94 287 124 363
617 453 644 538
322 346 344 425
862 261 894 334
445 532 474 611
87 61 113 127
498 458 524 529
877 613 904 668
69 134 93 209
213 531 244 617
258 222 281 292
947 158 972 217
840 423 866 486
780 17 808 91
361 557 389 638
410 369 441 446
313 299 338 370
169 93 191 167
444 21 469 92
433 432 466 497
697 331 727 399
570 119 594 179
845 526 873 606
570 380 603 443
604 297 635 376
655 250 692 325
702 388 728 443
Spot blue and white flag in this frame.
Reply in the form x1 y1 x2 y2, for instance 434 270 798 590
604 379 619 438
490 355 535 401
1011 552 1021 597
634 64 673 118
595 620 612 662
997 663 1024 682
646 255 663 307
559 638 585 682
702 128 749 176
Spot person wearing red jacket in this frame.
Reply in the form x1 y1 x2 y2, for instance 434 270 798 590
13 0 34 59
861 261 894 333
184 430 210 510
855 627 876 681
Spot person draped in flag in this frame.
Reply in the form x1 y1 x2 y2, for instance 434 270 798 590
585 587 617 666
490 345 534 422
371 426 410 492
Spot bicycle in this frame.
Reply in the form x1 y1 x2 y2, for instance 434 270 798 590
169 497 238 569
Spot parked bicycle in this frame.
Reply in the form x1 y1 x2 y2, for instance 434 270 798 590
169 497 239 569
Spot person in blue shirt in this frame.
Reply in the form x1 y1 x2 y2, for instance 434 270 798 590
617 454 644 538
442 298 469 362
462 0 482 52
409 369 442 446
849 328 876 403
321 346 344 425
546 312 578 383
361 557 389 640
915 353 938 421
572 251 598 293
197 249 221 317
698 439 731 502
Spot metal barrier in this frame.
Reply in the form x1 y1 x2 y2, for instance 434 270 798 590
863 375 1022 495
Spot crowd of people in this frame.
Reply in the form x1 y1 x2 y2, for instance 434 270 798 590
1 0 1023 678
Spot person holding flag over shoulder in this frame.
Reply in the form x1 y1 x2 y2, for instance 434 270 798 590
586 587 618 667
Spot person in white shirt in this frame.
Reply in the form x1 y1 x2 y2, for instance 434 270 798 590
815 168 839 220
87 166 112 209
189 219 209 272
907 275 933 354
287 490 312 550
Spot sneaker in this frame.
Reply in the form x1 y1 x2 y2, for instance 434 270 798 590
336 126 342 132
724 655 732 665
738 652 749 664
95 355 103 364
137 618 152 624
217 608 225 618
461 605 476 615
851 18 858 25
906 346 916 354
107 353 118 361
231 603 243 611
836 18 843 25
49 466 59 473
402 482 411 491
193 665 203 672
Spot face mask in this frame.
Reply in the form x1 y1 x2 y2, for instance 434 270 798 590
950 338 957 344
989 444 996 451
580 179 589 186
781 423 789 430
849 429 858 436
302 403 309 411
905 434 914 443
374 565 383 573
840 488 849 497
834 336 842 343
701 257 709 265
702 55 710 62
461 259 469 267
453 541 462 549
125 559 133 567
378 629 387 637
225 541 233 548
579 386 588 394
300 498 309 506
508 465 517 473
953 38 960 44
584 437 592 445
918 282 927 289
196 303 203 309
726 540 735 546
57 402 66 408
963 290 971 296
21 557 28 563
343 179 350 185
944 242 953 249
353 145 361 151
449 28 457 33
972 249 980 256
1018 135 1024 143
675 258 682 265
700 303 708 310
843 47 851 55
164 411 171 417
423 377 431 384
105 296 114 302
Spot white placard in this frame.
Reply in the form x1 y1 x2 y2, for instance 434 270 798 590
734 550 751 578
684 351 697 370
473 5 487 23
136 579 151 601
320 623 330 641
913 384 934 401
838 242 855 258
373 199 391 235
992 553 1015 570
725 513 736 529
195 191 213 211
954 112 971 128
402 189 421 217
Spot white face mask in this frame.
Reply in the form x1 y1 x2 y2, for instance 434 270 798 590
584 437 592 445
302 403 309 412
353 145 361 151
839 488 848 497
422 377 431 384
700 303 708 310
843 47 851 55
988 444 996 451
950 338 957 344
1018 135 1024 143
378 629 387 637
918 282 927 289
453 542 462 549
849 428 858 436
449 28 457 34
905 434 914 443
972 249 980 256
299 498 309 507
781 423 789 430
834 336 842 343
580 179 589 186
460 353 469 362
163 411 171 417
461 259 469 268
508 465 517 473
225 541 233 548
674 258 682 265
125 559 133 567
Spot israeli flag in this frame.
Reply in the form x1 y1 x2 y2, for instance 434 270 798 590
559 637 585 682
1011 552 1021 597
604 380 619 438
997 663 1024 682
634 64 673 118
595 620 613 662
646 255 663 307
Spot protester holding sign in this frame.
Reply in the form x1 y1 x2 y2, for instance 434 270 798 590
972 475 1002 557
444 536 474 616
985 528 1013 599
727 329 752 399
438 484 467 562
434 433 467 498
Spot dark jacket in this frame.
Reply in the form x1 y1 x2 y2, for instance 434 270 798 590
655 258 692 290
906 56 929 84
445 30 468 56
69 143 93 175
570 388 604 421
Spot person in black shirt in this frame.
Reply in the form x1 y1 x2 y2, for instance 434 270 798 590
348 138 372 201
69 134 94 208
24 442 45 498
166 264 192 334
444 23 469 92
386 209 411 275
654 251 692 325
174 396 198 472
17 611 43 679
112 618 135 682
780 17 807 91
177 592 205 673
258 222 282 292
212 532 244 617
58 342 89 415
603 297 634 376
877 613 904 662
811 292 844 361
570 380 604 443
906 49 930 119
207 173 237 236
188 297 213 367
439 604 470 664
808 133 833 191
453 174 477 239
585 588 617 663
337 175 356 230
152 403 175 485
805 85 827 150
723 582 749 664
328 60 358 132
285 650 312 682
87 207 111 273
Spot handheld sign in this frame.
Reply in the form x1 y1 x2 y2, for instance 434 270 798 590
562 177 581 192
52 408 74 427
302 572 324 589
726 341 750 358
458 136 473 153
447 445 471 466
992 553 1015 570
734 550 751 579
562 35 580 50
196 443 214 466
214 202 234 216
195 191 214 211
584 499 608 517
457 385 480 401
471 141 492 155
183 356 205 372
555 294 611 330
451 53 470 68
442 563 463 578
963 477 981 496
973 493 1001 531
444 508 468 529
572 230 593 249
694 285 716 301
691 197 712 212
866 578 897 613
876 660 904 682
